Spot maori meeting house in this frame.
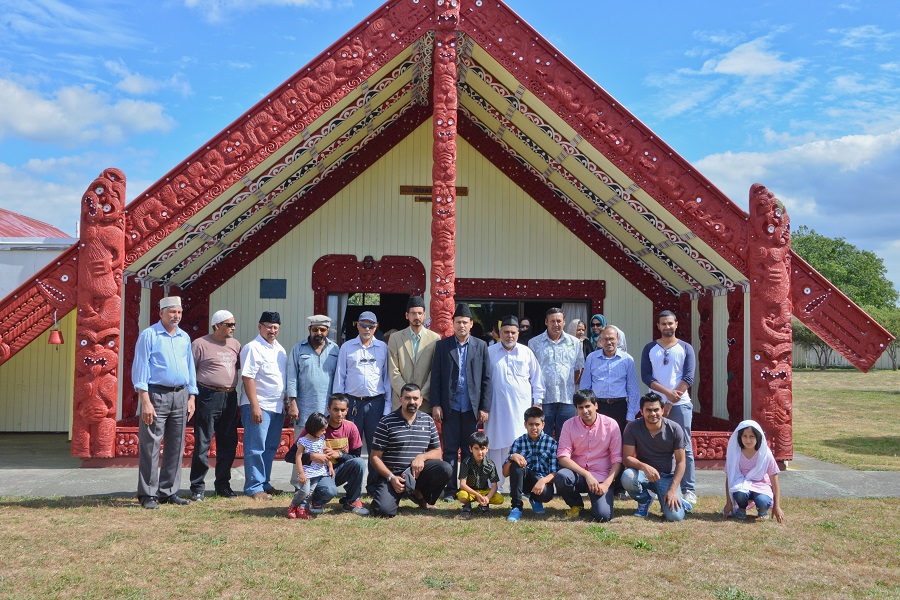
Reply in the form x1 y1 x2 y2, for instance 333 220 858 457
0 0 892 465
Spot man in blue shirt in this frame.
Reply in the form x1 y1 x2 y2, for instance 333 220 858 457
132 296 198 509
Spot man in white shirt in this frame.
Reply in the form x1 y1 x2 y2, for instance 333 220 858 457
528 307 584 439
485 315 545 492
240 311 288 500
333 310 390 453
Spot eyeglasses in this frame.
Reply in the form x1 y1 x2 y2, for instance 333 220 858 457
663 349 670 366
591 323 602 328
310 326 329 333
358 323 377 329
220 322 236 328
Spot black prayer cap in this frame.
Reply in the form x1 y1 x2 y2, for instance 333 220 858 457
407 296 426 310
259 311 281 325
453 303 472 319
500 315 519 328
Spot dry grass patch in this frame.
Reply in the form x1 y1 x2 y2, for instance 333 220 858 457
0 495 897 599
792 369 900 470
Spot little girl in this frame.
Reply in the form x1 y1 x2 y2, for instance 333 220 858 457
723 420 784 522
287 412 334 520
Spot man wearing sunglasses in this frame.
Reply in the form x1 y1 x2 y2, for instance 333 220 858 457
334 311 391 453
189 309 242 501
640 310 697 506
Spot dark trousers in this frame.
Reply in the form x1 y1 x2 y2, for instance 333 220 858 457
367 460 452 517
508 462 555 509
597 398 627 494
556 468 615 522
348 394 386 454
189 386 239 494
441 408 477 493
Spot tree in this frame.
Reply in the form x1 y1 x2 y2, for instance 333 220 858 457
792 226 899 310
864 306 900 371
792 318 833 370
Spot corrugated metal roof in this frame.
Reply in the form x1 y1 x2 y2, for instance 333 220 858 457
0 208 71 238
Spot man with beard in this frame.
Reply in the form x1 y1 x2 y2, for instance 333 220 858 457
484 315 544 492
189 309 241 500
132 296 197 509
640 310 697 505
367 384 452 517
528 307 584 439
286 315 339 490
388 296 441 413
240 311 288 500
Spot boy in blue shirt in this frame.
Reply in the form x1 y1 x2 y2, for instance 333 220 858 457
503 406 558 522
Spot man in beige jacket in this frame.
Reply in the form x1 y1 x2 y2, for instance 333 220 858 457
388 296 441 413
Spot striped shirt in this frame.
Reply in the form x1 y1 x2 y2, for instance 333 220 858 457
459 456 499 490
371 410 441 475
507 432 559 479
299 435 329 478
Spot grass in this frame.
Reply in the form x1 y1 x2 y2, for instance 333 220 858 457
0 495 897 599
792 369 900 470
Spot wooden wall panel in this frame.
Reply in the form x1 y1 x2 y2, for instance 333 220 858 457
713 293 729 420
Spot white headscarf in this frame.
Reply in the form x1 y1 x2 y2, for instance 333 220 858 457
725 420 773 495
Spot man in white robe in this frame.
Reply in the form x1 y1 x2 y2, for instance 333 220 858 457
484 315 545 491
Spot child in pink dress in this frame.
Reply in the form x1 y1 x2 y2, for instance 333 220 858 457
723 420 784 522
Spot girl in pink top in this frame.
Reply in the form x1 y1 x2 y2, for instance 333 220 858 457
723 420 784 522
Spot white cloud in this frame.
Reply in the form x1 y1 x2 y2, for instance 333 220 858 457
831 25 898 50
0 0 141 49
701 38 804 78
104 60 192 96
0 162 85 235
183 0 342 23
0 78 175 145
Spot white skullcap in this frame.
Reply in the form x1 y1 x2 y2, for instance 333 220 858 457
159 296 182 309
211 309 234 327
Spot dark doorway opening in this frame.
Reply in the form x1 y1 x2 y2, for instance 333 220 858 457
341 293 410 342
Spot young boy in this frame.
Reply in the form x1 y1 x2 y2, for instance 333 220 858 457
456 431 503 518
503 406 558 522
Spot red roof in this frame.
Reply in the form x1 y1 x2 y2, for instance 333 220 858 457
0 208 71 238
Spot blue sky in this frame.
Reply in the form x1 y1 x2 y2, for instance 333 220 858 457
1 0 898 299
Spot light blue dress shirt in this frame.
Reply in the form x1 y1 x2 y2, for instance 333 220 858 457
583 348 640 421
131 321 198 395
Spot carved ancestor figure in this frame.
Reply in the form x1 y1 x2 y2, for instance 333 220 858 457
747 184 792 461
73 168 126 458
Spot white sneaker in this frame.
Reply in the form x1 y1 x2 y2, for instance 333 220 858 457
683 491 697 506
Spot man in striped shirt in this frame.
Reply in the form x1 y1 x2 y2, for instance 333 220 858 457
367 383 452 517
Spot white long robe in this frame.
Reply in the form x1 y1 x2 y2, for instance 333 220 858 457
484 343 545 449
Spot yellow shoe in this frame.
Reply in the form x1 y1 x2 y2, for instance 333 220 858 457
566 506 582 519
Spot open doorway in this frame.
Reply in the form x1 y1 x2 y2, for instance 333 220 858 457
337 292 410 344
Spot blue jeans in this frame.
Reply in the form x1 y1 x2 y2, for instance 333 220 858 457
541 402 575 440
240 405 284 496
555 468 615 521
621 468 686 522
667 402 695 494
732 491 773 515
314 457 366 505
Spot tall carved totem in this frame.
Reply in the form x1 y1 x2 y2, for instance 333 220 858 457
748 183 793 461
430 0 461 337
72 169 126 458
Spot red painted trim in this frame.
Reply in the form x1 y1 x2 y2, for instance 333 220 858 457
726 289 745 424
310 254 427 314
697 292 714 416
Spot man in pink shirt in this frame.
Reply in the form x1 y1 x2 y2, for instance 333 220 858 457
556 389 622 522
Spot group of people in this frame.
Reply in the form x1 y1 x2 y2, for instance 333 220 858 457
132 296 783 523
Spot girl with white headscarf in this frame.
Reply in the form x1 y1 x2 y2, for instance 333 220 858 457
723 420 784 522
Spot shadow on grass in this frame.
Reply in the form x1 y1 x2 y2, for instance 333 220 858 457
0 495 135 509
821 436 900 456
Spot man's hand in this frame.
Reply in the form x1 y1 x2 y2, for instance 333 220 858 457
477 410 489 425
642 464 660 483
286 399 298 421
411 454 426 478
390 474 406 494
509 453 527 468
251 405 263 425
309 452 329 464
662 403 673 417
531 480 546 496
664 487 682 511
323 447 341 461
141 396 157 426
431 406 443 424
585 473 603 496
187 396 195 421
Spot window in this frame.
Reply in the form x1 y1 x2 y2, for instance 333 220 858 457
260 279 287 299
347 293 380 306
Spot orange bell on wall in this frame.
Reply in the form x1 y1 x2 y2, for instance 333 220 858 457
48 310 64 347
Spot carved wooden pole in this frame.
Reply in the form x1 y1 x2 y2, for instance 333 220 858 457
726 285 746 423
72 168 126 458
430 0 461 337
748 184 793 462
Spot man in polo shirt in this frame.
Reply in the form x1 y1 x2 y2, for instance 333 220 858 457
528 307 584 439
388 296 441 413
367 383 452 517
240 311 288 500
333 310 391 453
132 296 198 509
582 324 640 498
286 314 339 490
189 309 241 501
556 389 622 522
640 310 697 505
621 392 691 521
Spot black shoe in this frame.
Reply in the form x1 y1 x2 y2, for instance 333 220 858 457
215 488 238 498
141 497 159 510
190 492 205 502
159 495 190 505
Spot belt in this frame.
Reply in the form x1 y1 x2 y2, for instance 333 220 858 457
199 383 236 393
148 384 185 393
348 394 382 401
598 397 626 404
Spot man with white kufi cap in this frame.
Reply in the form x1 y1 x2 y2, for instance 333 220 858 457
132 296 198 509
189 309 242 501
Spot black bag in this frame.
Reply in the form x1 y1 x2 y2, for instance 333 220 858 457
284 442 298 464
